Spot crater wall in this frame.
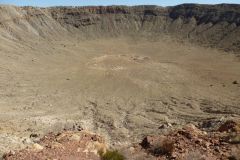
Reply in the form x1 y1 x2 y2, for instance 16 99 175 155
0 4 240 53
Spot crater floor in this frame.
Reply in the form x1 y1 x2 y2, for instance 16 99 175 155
0 37 239 155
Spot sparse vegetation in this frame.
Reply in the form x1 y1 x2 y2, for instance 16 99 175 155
99 150 125 160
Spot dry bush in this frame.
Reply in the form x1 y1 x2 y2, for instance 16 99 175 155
99 150 125 160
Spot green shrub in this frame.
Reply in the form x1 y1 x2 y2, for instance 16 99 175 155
99 150 125 160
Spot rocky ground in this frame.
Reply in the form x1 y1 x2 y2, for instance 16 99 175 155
137 120 240 160
3 131 105 160
3 119 240 160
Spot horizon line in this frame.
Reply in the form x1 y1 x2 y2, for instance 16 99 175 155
0 2 239 8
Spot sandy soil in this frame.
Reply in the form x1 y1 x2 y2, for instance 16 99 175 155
0 36 239 156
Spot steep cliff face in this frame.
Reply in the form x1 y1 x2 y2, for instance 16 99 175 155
0 4 240 53
168 4 240 52
169 4 240 25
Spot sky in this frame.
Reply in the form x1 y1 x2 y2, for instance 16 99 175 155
0 0 239 7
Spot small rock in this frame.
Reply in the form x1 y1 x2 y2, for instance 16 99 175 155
202 120 215 128
221 142 228 145
218 120 240 133
167 123 173 127
22 138 32 144
141 136 157 148
56 133 67 142
26 128 33 132
73 123 83 131
214 147 220 153
129 147 135 153
171 152 177 159
140 135 174 156
69 134 81 141
159 123 172 129
50 142 65 149
232 81 238 84
83 141 106 155
91 135 99 141
182 124 204 137
220 116 226 122
32 143 44 151
203 142 211 148
186 103 192 107
195 139 202 144
93 141 107 155
30 133 39 138
159 124 167 129
9 150 15 156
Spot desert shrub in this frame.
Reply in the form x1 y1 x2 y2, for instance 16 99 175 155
99 150 125 160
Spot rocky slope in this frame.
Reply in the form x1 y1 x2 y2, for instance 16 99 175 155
0 4 240 53
3 120 240 160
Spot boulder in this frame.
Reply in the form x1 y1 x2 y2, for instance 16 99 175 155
218 120 240 133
